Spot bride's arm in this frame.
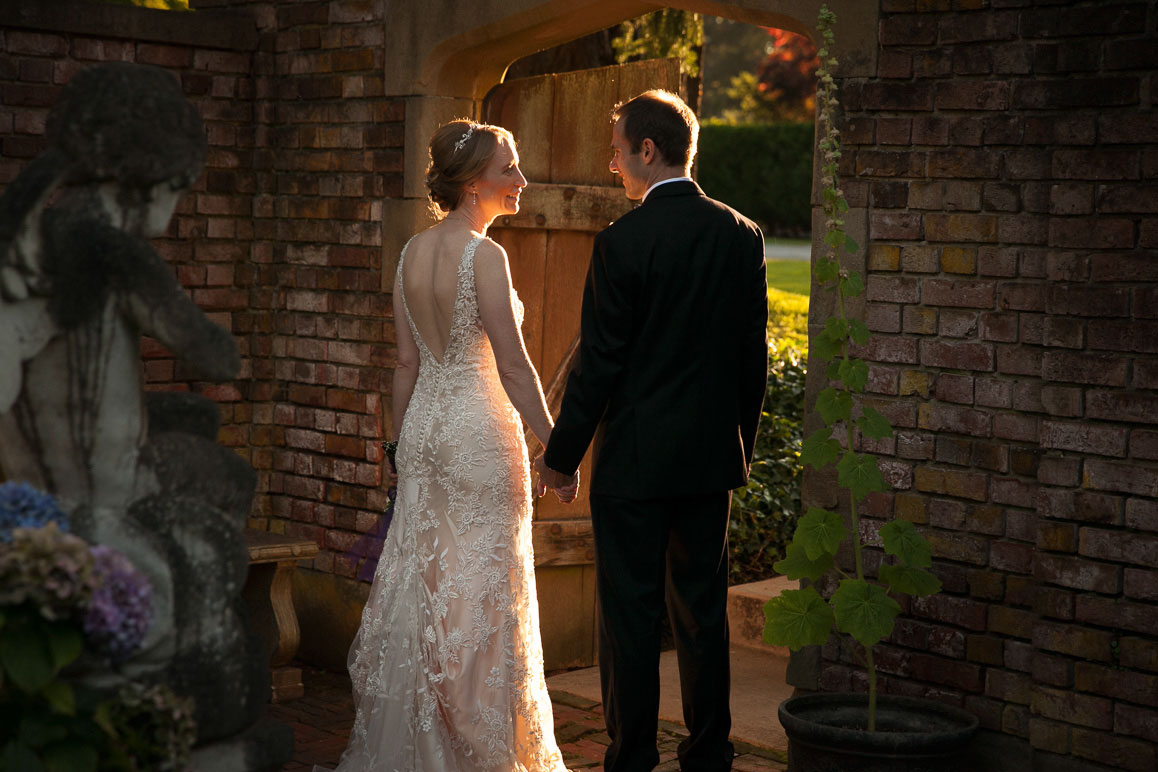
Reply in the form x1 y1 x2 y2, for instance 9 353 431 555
391 282 420 441
474 240 554 447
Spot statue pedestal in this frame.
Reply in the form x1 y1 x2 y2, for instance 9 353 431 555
189 717 294 772
243 529 320 703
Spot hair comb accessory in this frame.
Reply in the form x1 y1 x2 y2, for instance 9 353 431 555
453 125 474 153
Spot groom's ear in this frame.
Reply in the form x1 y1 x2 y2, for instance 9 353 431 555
640 138 656 165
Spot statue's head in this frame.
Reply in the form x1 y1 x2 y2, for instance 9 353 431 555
48 62 207 199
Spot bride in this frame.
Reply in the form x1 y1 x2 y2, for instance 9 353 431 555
318 120 576 771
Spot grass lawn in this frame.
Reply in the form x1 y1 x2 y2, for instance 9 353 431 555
766 258 811 297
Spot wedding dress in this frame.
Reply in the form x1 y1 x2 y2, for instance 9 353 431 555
319 236 567 772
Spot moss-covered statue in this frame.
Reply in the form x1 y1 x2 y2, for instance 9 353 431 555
0 63 284 765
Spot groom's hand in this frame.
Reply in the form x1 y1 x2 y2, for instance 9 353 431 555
534 454 578 503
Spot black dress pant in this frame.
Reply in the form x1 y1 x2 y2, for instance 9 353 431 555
590 491 734 772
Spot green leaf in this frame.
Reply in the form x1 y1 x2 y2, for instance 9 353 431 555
816 387 852 424
45 626 82 673
857 406 894 440
880 519 933 567
812 330 842 363
824 317 849 342
836 452 887 501
879 564 942 597
840 270 865 298
42 743 98 772
800 428 841 470
836 197 849 214
831 579 902 648
763 587 835 650
838 358 869 392
794 507 846 560
848 319 871 345
0 619 55 693
824 228 846 248
19 716 67 749
773 541 834 582
40 682 75 717
815 257 839 284
3 741 45 772
844 237 860 255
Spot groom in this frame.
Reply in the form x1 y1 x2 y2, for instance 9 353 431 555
537 90 768 772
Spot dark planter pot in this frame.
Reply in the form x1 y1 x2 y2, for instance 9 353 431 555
778 692 979 772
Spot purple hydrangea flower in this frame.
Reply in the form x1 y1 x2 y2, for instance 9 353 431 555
83 545 153 662
0 481 69 542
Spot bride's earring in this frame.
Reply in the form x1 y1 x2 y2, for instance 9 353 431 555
472 189 479 207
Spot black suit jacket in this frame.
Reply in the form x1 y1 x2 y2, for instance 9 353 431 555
544 180 768 498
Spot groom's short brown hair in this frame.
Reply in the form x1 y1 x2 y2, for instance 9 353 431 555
611 90 699 168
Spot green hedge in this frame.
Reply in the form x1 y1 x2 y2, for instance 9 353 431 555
728 286 808 586
697 122 814 237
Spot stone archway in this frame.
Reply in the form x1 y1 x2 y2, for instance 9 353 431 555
381 0 878 292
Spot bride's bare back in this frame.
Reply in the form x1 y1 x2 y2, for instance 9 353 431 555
398 227 478 363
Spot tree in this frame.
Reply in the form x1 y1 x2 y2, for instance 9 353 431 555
612 9 702 77
702 21 817 124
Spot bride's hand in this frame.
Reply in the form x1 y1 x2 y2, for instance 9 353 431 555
552 470 579 504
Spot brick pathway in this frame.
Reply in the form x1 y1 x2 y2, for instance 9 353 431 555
268 666 787 771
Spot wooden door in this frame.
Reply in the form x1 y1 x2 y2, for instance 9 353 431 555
483 59 684 670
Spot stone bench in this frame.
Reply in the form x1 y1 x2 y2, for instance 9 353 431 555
242 529 319 702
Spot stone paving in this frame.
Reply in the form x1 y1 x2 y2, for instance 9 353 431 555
268 666 788 771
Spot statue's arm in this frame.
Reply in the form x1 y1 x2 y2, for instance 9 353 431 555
119 241 241 383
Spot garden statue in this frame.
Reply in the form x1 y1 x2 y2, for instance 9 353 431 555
0 62 288 769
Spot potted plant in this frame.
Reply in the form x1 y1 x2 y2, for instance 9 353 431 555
762 8 978 771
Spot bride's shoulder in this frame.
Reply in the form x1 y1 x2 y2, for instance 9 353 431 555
473 237 508 268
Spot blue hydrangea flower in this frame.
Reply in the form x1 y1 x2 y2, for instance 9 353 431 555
84 545 153 662
0 481 69 542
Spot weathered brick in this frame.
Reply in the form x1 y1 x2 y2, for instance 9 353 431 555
975 378 1012 408
1116 703 1158 744
1013 78 1140 110
977 246 1019 277
902 306 938 335
866 303 901 333
857 151 924 178
1072 728 1156 772
870 211 923 240
922 278 995 308
1048 217 1135 248
935 81 1010 111
879 14 938 46
1120 636 1158 672
1029 718 1071 754
1077 595 1158 637
994 412 1038 442
928 149 1001 179
1079 526 1158 567
994 346 1041 377
1128 427 1158 462
1042 351 1128 386
914 464 989 500
1035 553 1119 593
920 340 993 371
868 244 901 273
937 309 978 338
1037 456 1078 487
900 245 940 272
1037 521 1077 553
910 653 983 692
859 82 935 112
911 593 988 631
932 373 974 405
1040 420 1128 458
1084 459 1158 498
912 115 949 145
1033 620 1116 663
1033 585 1074 621
939 9 1018 43
1125 568 1158 601
1031 652 1073 688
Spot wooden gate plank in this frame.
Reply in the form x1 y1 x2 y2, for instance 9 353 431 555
484 73 554 183
495 182 632 233
550 66 620 186
491 228 547 370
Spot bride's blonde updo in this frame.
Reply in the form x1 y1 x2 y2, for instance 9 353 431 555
426 119 515 214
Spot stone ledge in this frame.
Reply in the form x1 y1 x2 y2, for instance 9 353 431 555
3 0 259 52
728 576 796 657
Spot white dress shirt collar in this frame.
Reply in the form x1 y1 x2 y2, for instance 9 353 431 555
642 176 693 203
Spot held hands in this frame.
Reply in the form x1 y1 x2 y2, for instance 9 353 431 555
533 454 579 504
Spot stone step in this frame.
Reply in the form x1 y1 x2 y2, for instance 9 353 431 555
727 576 795 657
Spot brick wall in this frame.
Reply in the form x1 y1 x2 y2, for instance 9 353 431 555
803 2 1158 769
1 0 401 590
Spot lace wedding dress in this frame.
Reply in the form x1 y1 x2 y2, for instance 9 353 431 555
319 236 567 772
